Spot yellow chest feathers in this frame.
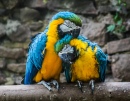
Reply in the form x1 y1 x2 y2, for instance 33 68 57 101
34 19 64 82
70 39 99 82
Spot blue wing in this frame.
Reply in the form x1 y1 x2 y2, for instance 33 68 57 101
95 46 107 82
24 29 48 84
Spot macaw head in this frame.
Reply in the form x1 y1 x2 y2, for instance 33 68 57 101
58 44 79 64
48 11 82 38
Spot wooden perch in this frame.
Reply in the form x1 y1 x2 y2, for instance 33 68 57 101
0 82 130 101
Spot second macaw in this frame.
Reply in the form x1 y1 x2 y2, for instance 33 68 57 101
22 11 82 91
55 35 107 93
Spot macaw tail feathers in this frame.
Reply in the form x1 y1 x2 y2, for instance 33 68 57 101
62 62 72 83
23 62 38 84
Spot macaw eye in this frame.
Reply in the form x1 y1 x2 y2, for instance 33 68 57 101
71 28 80 38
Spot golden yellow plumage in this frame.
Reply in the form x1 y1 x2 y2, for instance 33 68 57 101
33 19 64 82
69 39 99 82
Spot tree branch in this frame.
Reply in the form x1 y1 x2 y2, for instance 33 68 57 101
0 82 130 101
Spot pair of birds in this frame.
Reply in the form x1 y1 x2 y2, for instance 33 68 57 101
22 11 107 93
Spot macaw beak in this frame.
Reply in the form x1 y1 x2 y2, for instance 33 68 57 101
58 52 73 64
58 44 79 64
71 28 80 38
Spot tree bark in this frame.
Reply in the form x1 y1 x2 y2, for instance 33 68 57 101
0 82 130 101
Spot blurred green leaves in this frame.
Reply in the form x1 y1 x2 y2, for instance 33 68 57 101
43 0 48 4
107 0 127 39
107 25 115 33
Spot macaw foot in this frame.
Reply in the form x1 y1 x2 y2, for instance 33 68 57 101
37 80 59 91
89 79 95 95
37 80 52 91
50 80 59 90
77 80 83 93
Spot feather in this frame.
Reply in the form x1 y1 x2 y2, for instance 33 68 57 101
55 34 73 53
96 46 107 82
24 30 47 84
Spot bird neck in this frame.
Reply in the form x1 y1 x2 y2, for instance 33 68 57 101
55 34 73 53
70 39 88 55
46 18 64 49
47 18 64 38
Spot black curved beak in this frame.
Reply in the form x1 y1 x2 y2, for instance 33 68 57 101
59 52 72 64
58 45 79 64
70 28 80 38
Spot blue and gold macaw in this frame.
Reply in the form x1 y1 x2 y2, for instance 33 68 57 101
22 11 82 91
55 35 107 93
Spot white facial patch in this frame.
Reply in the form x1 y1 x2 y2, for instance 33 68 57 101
59 20 81 32
59 44 74 55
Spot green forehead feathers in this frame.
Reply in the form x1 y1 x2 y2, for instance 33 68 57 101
51 11 82 26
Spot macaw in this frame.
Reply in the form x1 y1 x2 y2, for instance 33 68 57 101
22 11 82 91
55 35 107 93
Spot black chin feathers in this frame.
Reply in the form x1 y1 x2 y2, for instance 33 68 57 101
71 47 79 62
58 25 65 38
